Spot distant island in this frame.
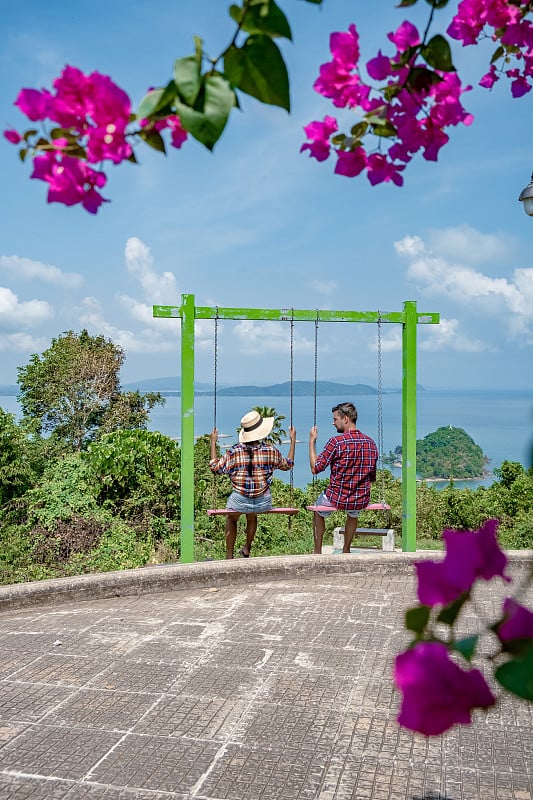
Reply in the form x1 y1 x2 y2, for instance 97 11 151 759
121 377 411 397
385 425 490 480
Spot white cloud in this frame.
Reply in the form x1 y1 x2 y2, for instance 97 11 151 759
233 320 314 355
395 229 533 343
79 296 177 355
0 255 83 289
426 224 513 266
123 237 179 302
0 286 53 328
420 318 488 353
0 332 50 353
311 279 337 296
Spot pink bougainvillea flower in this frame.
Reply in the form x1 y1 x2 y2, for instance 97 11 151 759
334 147 367 177
329 24 360 69
395 641 496 736
86 71 131 128
366 50 392 81
3 129 22 144
497 598 533 644
14 88 52 121
30 149 108 214
447 0 487 45
86 124 132 164
416 520 510 607
479 66 499 89
388 20 421 51
300 116 338 162
148 114 188 149
49 65 91 129
366 152 404 186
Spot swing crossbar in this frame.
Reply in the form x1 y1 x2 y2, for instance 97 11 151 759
207 507 300 516
306 502 390 512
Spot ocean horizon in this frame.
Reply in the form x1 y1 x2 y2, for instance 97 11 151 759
2 388 531 491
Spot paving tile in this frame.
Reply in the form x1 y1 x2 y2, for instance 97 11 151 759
0 724 122 779
87 733 220 793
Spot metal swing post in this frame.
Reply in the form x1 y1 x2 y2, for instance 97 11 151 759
180 293 196 563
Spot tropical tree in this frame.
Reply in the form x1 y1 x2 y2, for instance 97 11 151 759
252 405 287 445
17 330 164 450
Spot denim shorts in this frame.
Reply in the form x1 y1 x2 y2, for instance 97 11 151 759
314 491 361 519
226 490 273 514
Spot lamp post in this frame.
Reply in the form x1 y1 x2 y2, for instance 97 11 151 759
518 173 533 215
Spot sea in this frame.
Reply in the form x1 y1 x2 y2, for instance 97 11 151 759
2 389 531 491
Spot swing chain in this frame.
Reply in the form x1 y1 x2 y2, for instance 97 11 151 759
289 311 295 523
213 309 219 431
377 313 386 505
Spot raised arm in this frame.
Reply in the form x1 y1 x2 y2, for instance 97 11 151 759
309 425 318 474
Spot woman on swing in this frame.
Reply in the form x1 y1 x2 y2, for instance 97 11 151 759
209 410 296 559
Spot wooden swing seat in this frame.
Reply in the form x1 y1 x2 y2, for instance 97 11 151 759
306 502 390 512
207 507 300 516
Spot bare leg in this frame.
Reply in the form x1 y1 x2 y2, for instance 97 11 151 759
313 513 326 554
342 516 358 553
225 513 241 559
242 514 258 556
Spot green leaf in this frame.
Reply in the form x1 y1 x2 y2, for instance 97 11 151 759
137 81 178 120
422 34 456 72
424 0 450 8
372 120 397 138
490 45 505 64
174 39 203 106
437 592 469 626
173 73 236 151
299 0 323 4
224 35 290 111
350 122 368 138
495 646 533 701
398 0 419 6
453 635 479 662
138 128 167 154
18 148 28 162
405 604 431 634
229 0 292 40
23 129 38 141
407 66 443 94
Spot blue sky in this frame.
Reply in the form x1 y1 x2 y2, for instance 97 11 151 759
1 0 532 391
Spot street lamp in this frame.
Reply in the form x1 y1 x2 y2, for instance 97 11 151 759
518 172 533 216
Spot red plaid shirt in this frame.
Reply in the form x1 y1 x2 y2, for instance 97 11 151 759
210 442 293 498
314 429 378 510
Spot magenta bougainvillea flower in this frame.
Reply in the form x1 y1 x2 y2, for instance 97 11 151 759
395 641 496 736
31 149 108 214
416 520 510 607
3 129 22 144
497 598 533 644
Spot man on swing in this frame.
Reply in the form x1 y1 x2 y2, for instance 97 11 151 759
309 402 378 554
210 410 296 559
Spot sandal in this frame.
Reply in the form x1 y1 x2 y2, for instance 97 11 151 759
239 547 250 558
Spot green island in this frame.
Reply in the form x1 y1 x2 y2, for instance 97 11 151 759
384 425 490 480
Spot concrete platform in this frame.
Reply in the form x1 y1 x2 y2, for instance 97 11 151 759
0 551 532 799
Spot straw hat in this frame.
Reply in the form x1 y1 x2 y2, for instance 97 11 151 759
239 410 274 443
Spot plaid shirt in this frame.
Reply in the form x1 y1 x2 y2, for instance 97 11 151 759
315 429 378 510
210 442 294 498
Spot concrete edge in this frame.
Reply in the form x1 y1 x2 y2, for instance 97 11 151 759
1 550 531 611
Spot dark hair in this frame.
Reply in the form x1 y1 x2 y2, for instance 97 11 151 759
245 444 255 476
332 402 358 423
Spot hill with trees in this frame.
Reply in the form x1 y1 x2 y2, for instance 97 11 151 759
416 426 488 479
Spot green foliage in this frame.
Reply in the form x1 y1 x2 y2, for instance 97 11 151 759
84 429 181 518
0 409 48 504
17 330 164 450
416 426 487 479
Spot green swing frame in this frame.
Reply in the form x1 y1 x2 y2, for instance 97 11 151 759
153 294 439 562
